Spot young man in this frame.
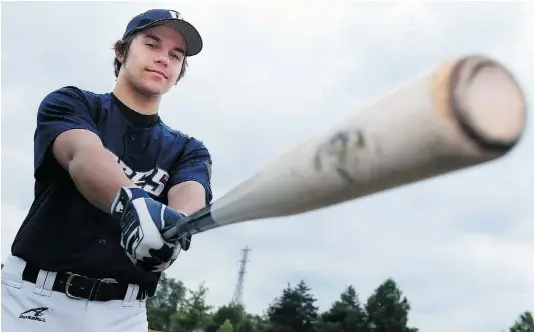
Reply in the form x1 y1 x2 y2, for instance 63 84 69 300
1 8 212 332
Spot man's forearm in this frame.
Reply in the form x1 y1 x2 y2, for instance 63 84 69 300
68 145 134 213
167 181 207 215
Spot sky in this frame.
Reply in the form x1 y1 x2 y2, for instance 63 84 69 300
1 1 533 331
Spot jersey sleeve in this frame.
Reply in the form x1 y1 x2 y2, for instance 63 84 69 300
167 138 213 205
34 86 100 179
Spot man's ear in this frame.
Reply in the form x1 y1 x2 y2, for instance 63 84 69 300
115 49 124 64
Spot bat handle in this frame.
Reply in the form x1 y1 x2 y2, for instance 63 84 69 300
173 205 217 239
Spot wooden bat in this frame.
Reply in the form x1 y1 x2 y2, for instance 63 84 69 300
174 55 528 237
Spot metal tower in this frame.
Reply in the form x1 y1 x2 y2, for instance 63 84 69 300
231 246 251 305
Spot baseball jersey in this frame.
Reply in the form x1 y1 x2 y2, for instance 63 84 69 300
10 86 213 296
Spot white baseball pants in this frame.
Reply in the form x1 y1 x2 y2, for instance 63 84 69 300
1 255 149 332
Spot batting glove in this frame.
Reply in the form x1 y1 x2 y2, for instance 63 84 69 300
110 186 188 272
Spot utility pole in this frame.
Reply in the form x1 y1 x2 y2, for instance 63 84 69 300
231 246 251 306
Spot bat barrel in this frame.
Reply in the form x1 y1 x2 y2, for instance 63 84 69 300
175 55 528 236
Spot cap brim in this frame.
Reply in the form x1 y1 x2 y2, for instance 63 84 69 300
136 18 203 56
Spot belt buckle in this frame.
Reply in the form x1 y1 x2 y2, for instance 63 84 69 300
65 273 84 300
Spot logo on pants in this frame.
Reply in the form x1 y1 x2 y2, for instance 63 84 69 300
19 307 49 322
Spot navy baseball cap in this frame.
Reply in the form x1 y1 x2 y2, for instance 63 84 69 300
123 9 203 56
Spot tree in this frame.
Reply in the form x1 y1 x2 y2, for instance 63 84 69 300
364 278 418 332
143 274 427 332
318 285 366 332
217 319 234 332
237 313 258 332
509 311 534 332
246 313 271 332
206 304 245 332
146 273 187 332
171 282 213 332
266 280 319 332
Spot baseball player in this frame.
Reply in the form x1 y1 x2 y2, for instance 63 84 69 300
1 8 212 332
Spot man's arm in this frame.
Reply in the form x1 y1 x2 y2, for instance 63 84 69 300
167 180 207 214
165 180 208 252
34 87 135 214
52 128 135 213
165 137 213 214
164 137 213 250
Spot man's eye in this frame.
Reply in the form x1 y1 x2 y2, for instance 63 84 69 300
171 53 181 60
146 43 156 48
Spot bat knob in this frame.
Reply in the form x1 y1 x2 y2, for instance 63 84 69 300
449 56 527 152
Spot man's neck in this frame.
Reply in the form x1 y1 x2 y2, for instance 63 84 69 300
112 79 161 116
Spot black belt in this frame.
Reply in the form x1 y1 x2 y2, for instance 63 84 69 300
22 264 148 302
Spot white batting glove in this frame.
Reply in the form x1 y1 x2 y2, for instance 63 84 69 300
110 187 187 272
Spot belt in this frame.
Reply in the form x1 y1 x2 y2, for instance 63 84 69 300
22 264 148 302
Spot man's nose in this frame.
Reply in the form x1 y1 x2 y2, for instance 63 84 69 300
154 56 169 66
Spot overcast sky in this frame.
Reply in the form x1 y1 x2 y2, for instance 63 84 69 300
1 1 533 332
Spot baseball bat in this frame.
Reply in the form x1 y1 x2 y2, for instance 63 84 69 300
174 55 527 237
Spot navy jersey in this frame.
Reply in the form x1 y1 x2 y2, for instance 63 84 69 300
10 86 213 296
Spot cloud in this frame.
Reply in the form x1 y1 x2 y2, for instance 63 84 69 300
1 2 533 332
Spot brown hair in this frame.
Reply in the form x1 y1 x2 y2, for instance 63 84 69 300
112 32 188 84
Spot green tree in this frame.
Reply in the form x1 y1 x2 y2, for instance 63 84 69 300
237 313 258 332
365 278 418 332
171 282 213 332
318 285 366 332
218 319 234 332
206 304 245 332
146 273 187 332
509 311 534 332
266 280 319 332
247 313 271 332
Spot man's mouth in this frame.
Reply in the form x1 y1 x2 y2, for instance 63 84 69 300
148 69 167 79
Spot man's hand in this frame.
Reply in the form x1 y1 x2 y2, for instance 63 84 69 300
110 186 188 272
179 235 192 251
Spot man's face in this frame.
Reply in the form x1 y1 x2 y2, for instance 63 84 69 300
117 24 187 97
